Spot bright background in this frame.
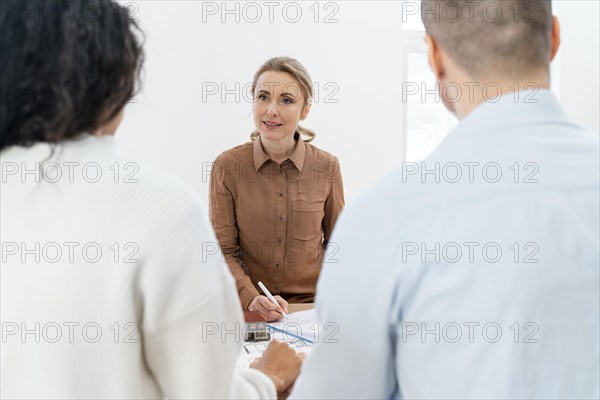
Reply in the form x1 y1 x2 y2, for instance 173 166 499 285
116 0 600 203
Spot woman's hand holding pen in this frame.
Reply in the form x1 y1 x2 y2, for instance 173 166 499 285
249 295 288 321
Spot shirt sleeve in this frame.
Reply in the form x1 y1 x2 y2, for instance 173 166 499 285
209 155 260 309
138 193 275 399
322 157 345 245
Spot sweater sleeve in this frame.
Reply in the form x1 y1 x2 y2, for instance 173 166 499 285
142 276 276 399
136 188 275 399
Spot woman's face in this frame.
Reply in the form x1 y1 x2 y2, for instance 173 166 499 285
253 70 310 142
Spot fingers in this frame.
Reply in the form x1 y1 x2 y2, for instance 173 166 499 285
249 296 288 321
259 297 285 320
254 296 284 321
263 295 286 317
249 357 262 368
258 296 278 311
253 306 279 322
251 340 303 395
248 296 261 312
274 295 289 313
257 309 283 322
267 339 287 349
267 340 304 387
278 385 293 400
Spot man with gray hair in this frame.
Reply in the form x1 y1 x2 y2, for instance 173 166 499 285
291 0 599 398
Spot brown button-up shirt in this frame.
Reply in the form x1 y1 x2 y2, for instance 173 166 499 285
209 136 344 309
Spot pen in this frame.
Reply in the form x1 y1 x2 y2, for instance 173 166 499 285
258 281 288 318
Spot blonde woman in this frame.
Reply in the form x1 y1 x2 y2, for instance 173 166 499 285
210 57 344 321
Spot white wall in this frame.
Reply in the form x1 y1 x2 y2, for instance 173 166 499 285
116 1 599 205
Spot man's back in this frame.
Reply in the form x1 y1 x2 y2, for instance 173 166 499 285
291 90 599 399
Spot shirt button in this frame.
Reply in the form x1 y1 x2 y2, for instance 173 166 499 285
277 191 284 198
277 239 283 245
274 286 279 291
277 215 284 222
275 262 281 268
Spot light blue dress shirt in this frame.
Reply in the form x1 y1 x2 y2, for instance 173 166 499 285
291 90 599 399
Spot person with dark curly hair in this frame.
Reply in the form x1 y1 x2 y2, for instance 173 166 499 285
0 1 302 398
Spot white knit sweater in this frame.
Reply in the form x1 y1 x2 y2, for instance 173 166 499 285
0 134 275 399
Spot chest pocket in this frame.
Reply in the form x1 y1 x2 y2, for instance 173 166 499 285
292 200 325 241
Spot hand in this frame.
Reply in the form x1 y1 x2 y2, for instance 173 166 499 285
250 340 305 399
248 295 288 322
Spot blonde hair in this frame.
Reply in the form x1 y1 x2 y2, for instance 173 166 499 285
250 56 315 142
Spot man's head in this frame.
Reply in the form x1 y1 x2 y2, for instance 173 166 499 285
420 0 560 117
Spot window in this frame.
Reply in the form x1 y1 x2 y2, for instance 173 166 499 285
398 7 458 162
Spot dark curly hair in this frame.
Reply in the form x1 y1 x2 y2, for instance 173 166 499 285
0 0 144 151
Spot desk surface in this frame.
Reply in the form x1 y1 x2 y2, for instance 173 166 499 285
288 303 315 313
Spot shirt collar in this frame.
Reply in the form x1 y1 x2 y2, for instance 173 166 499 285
430 89 570 159
253 132 306 171
449 89 566 139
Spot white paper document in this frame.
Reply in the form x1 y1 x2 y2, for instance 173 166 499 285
235 334 313 369
236 309 318 369
268 309 319 343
